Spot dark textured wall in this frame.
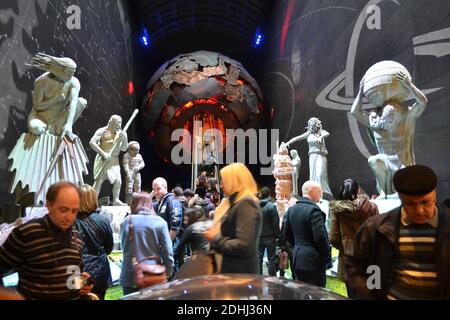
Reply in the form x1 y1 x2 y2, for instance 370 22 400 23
0 0 268 200
2 0 448 202
263 0 450 201
0 0 138 202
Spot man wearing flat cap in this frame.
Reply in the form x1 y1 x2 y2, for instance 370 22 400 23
344 165 450 299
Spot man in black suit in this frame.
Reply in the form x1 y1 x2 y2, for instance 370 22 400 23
283 180 332 287
257 187 280 276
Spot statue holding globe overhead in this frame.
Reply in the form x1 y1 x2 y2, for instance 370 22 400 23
350 61 428 198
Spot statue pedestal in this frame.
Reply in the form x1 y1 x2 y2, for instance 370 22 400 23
317 199 330 231
99 205 130 250
1 206 48 246
317 199 329 214
8 133 89 205
371 198 401 214
25 206 48 219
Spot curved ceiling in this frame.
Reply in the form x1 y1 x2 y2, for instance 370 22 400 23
129 0 275 45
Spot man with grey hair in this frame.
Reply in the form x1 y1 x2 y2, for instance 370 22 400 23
152 178 183 241
152 177 183 274
282 180 332 287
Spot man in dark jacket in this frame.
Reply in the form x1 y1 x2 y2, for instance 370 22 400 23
183 188 195 206
345 165 450 299
204 192 216 219
153 177 183 274
172 187 187 208
172 186 190 262
258 187 280 276
283 181 332 287
190 188 215 219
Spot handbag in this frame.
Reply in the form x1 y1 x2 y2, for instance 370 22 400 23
75 218 112 292
279 250 289 270
134 256 168 288
128 214 168 288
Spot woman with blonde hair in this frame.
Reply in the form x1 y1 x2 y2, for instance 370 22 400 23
74 184 113 299
204 163 262 274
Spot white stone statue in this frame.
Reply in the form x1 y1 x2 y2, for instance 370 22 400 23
27 53 86 140
90 115 128 206
350 61 428 198
8 53 89 204
290 149 301 196
281 117 333 198
122 141 145 204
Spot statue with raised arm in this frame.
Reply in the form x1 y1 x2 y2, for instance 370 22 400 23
290 149 301 196
90 115 128 206
280 117 333 198
8 53 89 204
122 141 145 204
350 61 428 198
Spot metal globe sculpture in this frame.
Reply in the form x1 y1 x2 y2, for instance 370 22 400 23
142 51 264 162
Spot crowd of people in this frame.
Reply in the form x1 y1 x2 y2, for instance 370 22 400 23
0 163 449 300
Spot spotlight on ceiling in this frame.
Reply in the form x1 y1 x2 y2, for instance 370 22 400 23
253 28 263 48
141 27 150 47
